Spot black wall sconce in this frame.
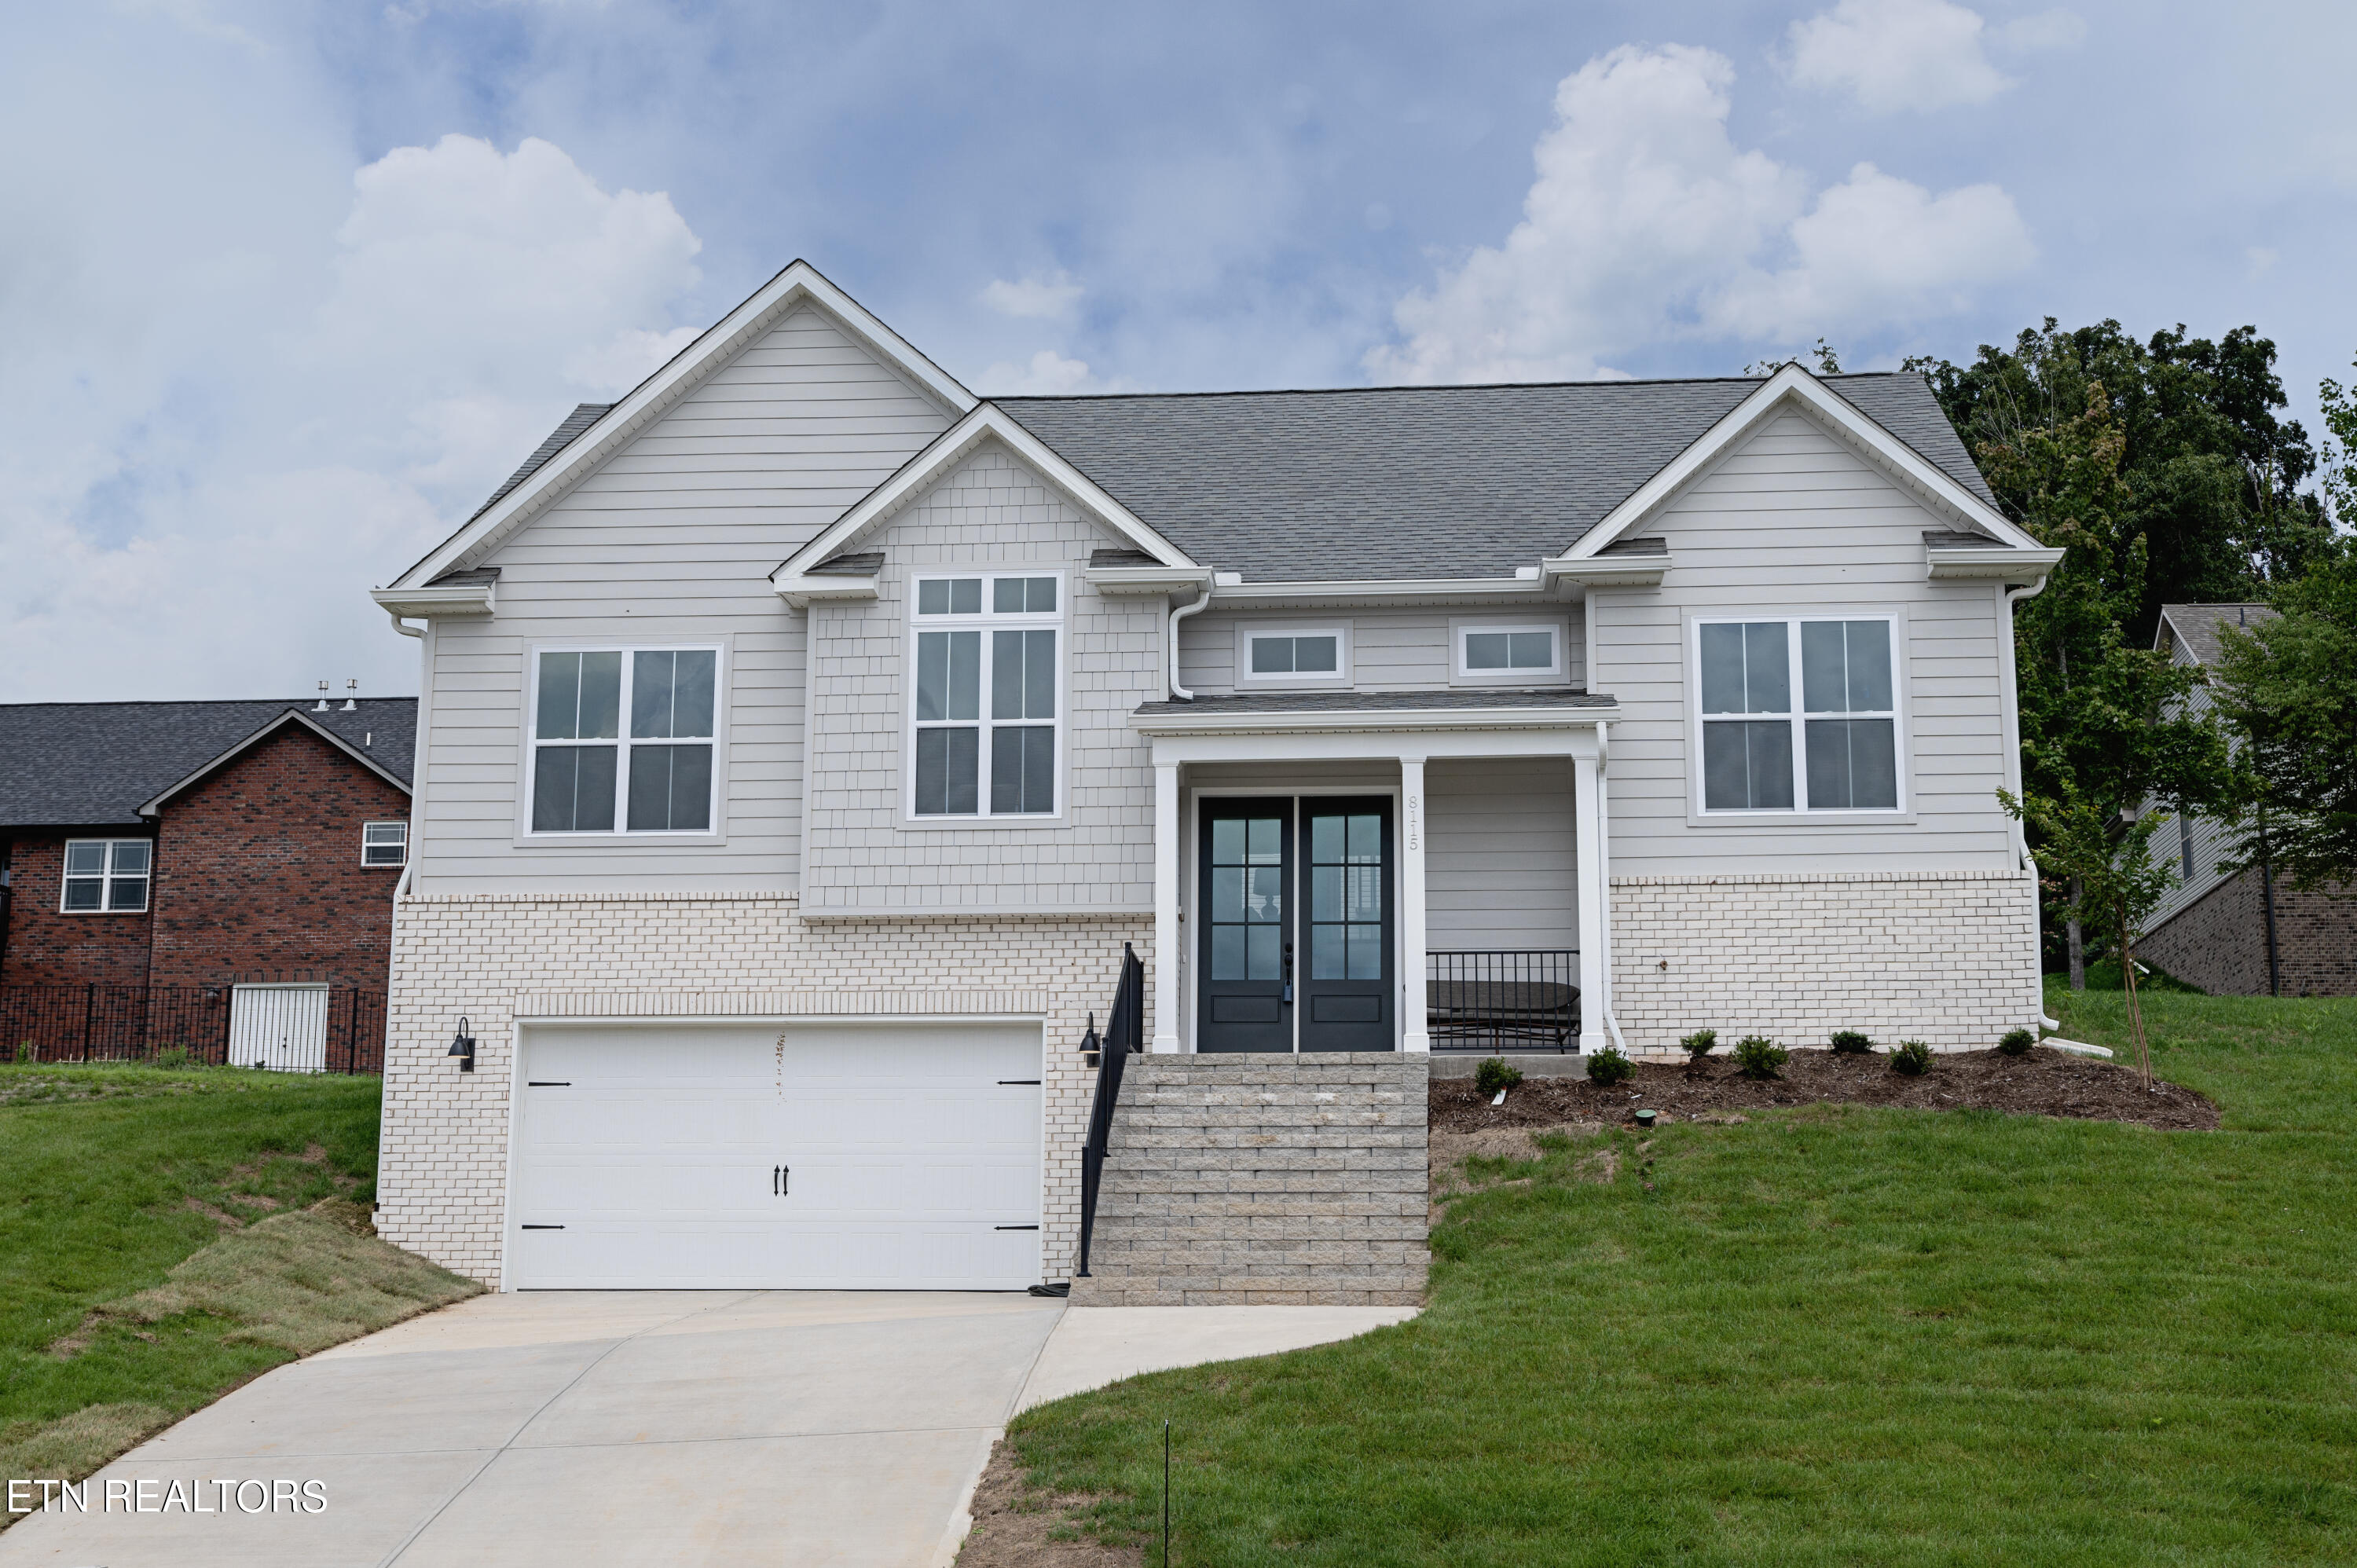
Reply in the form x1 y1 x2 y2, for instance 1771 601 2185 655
448 1017 476 1073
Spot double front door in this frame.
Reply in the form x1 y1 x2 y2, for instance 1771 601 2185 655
1197 797 1395 1053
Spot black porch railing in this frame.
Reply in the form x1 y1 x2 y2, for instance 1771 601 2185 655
0 984 387 1074
1426 950 1580 1053
1075 942 1146 1280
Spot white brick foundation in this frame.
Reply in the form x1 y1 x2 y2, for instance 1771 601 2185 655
379 891 1147 1288
1608 869 2041 1057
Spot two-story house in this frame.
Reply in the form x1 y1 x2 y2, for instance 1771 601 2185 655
368 262 2060 1296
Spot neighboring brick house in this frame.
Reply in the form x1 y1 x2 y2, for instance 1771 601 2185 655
0 698 416 1064
2139 603 2357 996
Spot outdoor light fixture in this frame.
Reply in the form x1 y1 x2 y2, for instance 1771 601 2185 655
448 1017 476 1073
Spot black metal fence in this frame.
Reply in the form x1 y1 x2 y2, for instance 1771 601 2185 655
0 984 387 1074
1076 941 1146 1280
1426 950 1581 1052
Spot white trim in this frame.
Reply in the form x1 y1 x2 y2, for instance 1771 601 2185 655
1084 565 1212 598
1556 365 2044 561
1926 544 2066 581
1449 617 1571 687
369 581 494 618
1133 704 1618 740
361 820 409 868
772 573 878 610
1152 761 1182 1053
773 408 1193 590
1574 749 1605 1053
1202 576 1552 608
59 837 151 914
1541 554 1668 589
1233 624 1352 688
1398 759 1430 1053
903 570 1068 826
1684 609 1912 821
394 262 973 593
519 641 729 841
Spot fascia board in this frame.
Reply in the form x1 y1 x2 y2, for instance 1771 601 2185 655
1926 544 2066 581
773 574 880 609
770 407 1194 587
370 584 493 617
1128 704 1619 738
1082 566 1215 597
391 262 976 592
138 709 412 816
1561 366 2040 559
1205 577 1549 606
1541 555 1668 588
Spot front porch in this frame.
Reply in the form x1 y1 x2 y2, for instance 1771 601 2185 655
1129 689 1620 1057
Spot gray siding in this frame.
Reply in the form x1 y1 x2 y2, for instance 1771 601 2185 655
1178 606 1585 695
1426 757 1578 950
801 444 1163 914
414 305 954 892
2146 636 2238 929
1599 407 2016 876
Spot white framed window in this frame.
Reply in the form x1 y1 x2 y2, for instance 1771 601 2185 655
908 572 1063 819
362 821 409 867
1235 624 1351 687
526 646 723 835
1691 614 1906 815
62 839 149 913
1450 618 1567 685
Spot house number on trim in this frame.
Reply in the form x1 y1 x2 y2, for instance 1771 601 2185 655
1406 795 1421 852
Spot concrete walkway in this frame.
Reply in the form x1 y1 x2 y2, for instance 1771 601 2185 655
0 1293 1413 1567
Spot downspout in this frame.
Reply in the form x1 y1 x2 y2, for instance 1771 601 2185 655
1165 580 1215 701
1595 720 1629 1055
2001 577 2061 1030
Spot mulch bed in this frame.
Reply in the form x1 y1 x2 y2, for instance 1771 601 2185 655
1430 1046 2218 1134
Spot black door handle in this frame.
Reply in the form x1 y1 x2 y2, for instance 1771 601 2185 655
772 1164 779 1196
777 1164 789 1196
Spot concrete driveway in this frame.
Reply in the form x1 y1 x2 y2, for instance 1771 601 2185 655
1 1291 1063 1568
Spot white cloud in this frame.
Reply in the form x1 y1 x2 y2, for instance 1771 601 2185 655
1786 0 2010 113
977 350 1107 395
1365 44 2033 384
980 272 1083 320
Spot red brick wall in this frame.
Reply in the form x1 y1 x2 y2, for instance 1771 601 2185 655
2139 866 2357 997
0 833 156 987
145 725 411 990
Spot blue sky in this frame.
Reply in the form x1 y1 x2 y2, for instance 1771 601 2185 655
4 0 2352 700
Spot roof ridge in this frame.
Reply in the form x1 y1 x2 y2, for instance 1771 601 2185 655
993 371 1918 405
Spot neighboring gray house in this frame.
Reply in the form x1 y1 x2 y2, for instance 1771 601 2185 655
2138 603 2356 996
368 262 2062 1295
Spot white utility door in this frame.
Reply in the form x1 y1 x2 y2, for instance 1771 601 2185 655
508 1021 1044 1291
227 984 329 1072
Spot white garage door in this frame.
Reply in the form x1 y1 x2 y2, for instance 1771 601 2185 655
508 1021 1043 1291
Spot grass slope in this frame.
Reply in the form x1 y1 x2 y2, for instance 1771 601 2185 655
0 1064 478 1491
1003 990 2357 1566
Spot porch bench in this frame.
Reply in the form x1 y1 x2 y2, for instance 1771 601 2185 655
1426 978 1579 1053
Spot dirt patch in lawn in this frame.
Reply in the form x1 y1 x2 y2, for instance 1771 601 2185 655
957 1437 1139 1566
1431 1046 2218 1133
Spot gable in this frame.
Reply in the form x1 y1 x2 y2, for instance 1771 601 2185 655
862 441 1146 563
1648 404 1959 560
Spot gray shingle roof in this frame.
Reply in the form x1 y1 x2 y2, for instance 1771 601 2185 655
0 700 416 830
998 373 1994 583
1134 688 1614 717
2158 603 2276 668
468 403 611 523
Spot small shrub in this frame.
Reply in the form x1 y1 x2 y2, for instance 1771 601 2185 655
1474 1057 1524 1096
1732 1035 1788 1080
1679 1028 1718 1060
1891 1039 1934 1076
1827 1029 1875 1055
148 1046 196 1071
1585 1046 1635 1086
1997 1027 2036 1057
13 1039 32 1064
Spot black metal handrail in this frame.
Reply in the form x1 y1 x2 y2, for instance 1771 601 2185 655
1426 949 1580 1053
1076 941 1145 1278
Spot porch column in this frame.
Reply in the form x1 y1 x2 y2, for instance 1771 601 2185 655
1398 755 1431 1053
1573 746 1607 1054
1151 759 1182 1053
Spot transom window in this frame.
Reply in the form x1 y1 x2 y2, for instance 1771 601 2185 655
911 573 1061 818
1453 620 1567 684
362 821 409 866
1237 625 1350 686
63 840 149 913
530 647 720 834
1695 616 1901 813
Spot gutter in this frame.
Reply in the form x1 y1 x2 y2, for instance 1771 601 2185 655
2001 573 2062 1031
1166 580 1215 701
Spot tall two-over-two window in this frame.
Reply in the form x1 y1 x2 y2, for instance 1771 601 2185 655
1695 617 1902 813
530 648 719 833
61 840 149 912
911 573 1061 817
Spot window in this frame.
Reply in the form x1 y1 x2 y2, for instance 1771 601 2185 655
529 647 720 834
1695 616 1902 814
1236 625 1350 686
1452 619 1567 684
911 573 1061 818
362 821 409 867
2179 812 2197 880
62 840 148 913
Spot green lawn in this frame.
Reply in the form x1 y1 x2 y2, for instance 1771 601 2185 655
0 1064 458 1486
1006 988 2357 1565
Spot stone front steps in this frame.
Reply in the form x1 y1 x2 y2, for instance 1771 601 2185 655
1068 1053 1428 1307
